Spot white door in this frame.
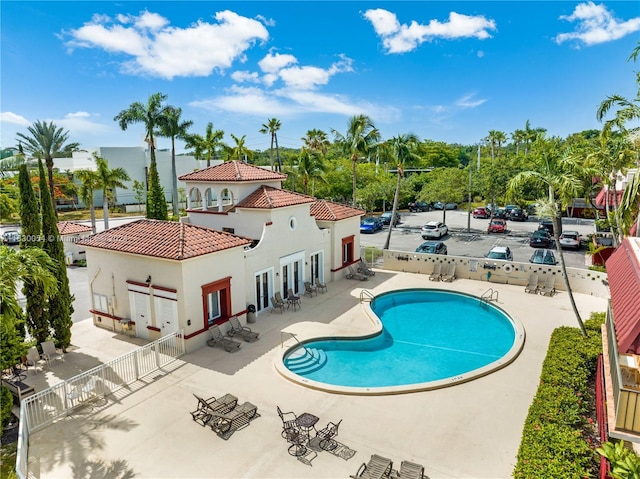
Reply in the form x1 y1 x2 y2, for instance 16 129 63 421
254 270 272 314
130 292 150 339
155 296 178 337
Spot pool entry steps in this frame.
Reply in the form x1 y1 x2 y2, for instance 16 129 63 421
285 347 327 375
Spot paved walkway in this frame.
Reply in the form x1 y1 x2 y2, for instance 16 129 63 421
23 270 607 478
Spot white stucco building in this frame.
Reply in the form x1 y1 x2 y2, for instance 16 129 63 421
78 161 364 351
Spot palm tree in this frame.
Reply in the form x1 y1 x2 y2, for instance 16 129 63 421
259 118 282 172
507 137 593 336
156 107 193 216
94 154 131 230
511 129 525 156
184 122 225 167
301 129 330 156
383 133 420 250
332 114 380 208
16 120 79 210
114 92 170 220
75 168 100 233
228 134 254 162
297 149 327 195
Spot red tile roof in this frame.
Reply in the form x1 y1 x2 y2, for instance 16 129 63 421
595 187 624 208
236 186 316 209
77 219 251 260
57 221 93 235
606 238 640 354
178 160 287 182
310 200 365 221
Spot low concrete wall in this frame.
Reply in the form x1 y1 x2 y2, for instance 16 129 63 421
383 250 609 298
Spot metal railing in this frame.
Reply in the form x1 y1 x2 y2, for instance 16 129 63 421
480 288 499 303
359 289 375 303
16 331 185 479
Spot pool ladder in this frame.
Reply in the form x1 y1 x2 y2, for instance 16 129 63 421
280 331 314 358
360 289 374 303
481 288 499 303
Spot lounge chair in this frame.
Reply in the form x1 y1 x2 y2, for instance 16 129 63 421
277 405 299 438
207 325 242 352
41 340 64 365
1 377 35 402
287 288 301 310
350 454 393 479
428 263 442 281
357 260 375 277
441 263 456 282
303 281 317 297
346 265 369 281
209 401 258 435
271 295 285 314
227 316 259 342
315 419 342 451
524 273 539 294
315 279 327 293
396 460 425 479
25 347 45 374
539 275 556 297
190 393 238 426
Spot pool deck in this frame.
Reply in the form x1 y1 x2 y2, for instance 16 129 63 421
24 270 607 479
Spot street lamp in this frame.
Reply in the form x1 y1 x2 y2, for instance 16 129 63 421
467 142 482 233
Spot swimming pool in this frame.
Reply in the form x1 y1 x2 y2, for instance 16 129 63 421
279 289 525 394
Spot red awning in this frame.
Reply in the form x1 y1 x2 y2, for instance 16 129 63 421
607 238 640 354
595 188 624 208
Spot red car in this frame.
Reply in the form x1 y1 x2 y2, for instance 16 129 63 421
487 218 507 233
472 207 490 219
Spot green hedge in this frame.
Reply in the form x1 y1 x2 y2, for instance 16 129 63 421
513 315 604 479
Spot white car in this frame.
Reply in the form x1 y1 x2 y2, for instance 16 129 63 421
421 221 448 239
559 231 581 250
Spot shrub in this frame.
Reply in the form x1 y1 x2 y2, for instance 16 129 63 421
0 385 13 427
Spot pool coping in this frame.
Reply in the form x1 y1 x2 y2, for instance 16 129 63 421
273 288 526 395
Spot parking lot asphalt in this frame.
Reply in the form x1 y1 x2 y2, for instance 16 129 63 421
360 209 595 269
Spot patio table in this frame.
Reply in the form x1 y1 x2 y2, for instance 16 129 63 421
296 412 319 440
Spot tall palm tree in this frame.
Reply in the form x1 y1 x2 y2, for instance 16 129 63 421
184 122 225 167
94 154 131 230
301 129 330 156
297 149 327 195
332 114 380 208
259 118 282 172
511 129 525 156
228 134 254 162
75 168 100 233
507 137 593 336
114 92 170 220
16 120 79 210
383 133 420 250
155 107 193 216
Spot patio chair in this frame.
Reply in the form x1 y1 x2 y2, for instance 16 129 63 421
25 347 45 374
275 291 285 305
524 273 539 294
428 263 442 281
277 405 299 438
357 260 375 277
209 401 258 435
539 275 556 297
350 454 393 479
227 316 259 342
315 419 342 451
287 288 301 310
41 340 64 365
346 265 369 281
271 295 285 314
303 281 317 297
441 263 457 282
315 279 327 293
207 325 242 352
396 460 425 479
190 393 238 426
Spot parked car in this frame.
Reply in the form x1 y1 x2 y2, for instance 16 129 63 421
434 202 457 210
421 221 448 239
505 205 518 214
529 229 553 248
493 208 508 219
415 241 447 255
408 201 432 212
530 248 557 265
485 246 513 261
2 230 20 245
508 208 528 222
360 217 383 233
538 219 554 235
379 211 401 226
487 218 507 234
559 231 581 250
472 207 490 219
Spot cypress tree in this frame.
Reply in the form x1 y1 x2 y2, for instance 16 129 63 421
18 164 47 342
39 159 74 349
146 160 168 220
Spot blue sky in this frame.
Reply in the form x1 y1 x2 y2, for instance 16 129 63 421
2 1 639 153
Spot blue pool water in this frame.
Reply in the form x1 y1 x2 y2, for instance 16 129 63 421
283 289 518 388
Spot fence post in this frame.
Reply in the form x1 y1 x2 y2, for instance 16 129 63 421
133 349 141 380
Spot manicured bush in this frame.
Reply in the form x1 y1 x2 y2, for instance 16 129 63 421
513 314 604 478
1 385 13 427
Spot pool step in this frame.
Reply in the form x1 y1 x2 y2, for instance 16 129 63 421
286 347 327 374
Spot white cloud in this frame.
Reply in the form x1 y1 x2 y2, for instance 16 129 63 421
554 2 640 46
258 52 298 73
231 70 260 83
0 112 31 126
64 9 269 79
363 9 496 54
57 112 109 134
455 94 486 108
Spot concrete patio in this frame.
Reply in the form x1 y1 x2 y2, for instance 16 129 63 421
21 270 607 478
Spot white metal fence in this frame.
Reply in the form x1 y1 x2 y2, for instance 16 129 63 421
16 331 185 479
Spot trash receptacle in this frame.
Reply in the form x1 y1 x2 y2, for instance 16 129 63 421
247 304 256 323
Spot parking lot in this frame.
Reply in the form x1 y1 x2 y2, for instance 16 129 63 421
360 209 596 269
